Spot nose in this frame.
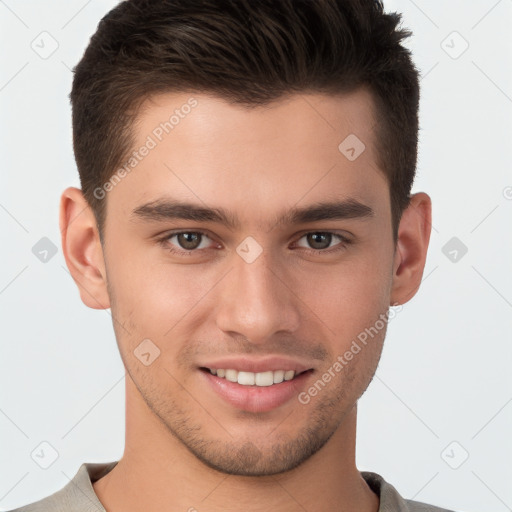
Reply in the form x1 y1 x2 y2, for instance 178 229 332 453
215 249 301 344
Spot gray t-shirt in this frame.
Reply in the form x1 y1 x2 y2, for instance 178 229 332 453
7 461 457 511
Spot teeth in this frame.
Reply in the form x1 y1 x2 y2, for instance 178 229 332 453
255 371 274 387
284 370 295 381
238 371 255 385
225 369 238 383
209 368 297 386
273 370 284 384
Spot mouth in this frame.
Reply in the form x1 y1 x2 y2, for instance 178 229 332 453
199 367 311 387
198 362 315 413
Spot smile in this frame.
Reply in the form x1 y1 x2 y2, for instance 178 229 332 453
199 365 314 413
204 368 299 386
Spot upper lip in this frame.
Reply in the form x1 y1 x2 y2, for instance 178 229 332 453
199 356 313 374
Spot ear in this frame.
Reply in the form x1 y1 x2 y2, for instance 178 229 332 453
59 187 110 309
390 192 432 306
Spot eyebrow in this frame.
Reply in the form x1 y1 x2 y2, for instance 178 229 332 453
131 197 374 230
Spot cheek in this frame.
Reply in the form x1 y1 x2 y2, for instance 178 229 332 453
104 250 222 359
105 225 393 353
106 240 195 313
295 255 393 346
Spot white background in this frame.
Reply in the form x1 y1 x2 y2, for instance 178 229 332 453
1 1 511 511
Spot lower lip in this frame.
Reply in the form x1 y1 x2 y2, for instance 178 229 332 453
200 369 312 413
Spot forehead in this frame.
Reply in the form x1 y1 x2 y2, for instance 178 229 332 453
107 89 389 227
135 88 379 162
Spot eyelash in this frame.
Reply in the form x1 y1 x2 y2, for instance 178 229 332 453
157 230 352 257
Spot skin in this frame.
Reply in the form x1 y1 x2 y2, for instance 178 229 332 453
60 88 431 512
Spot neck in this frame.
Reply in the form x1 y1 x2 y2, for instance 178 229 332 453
93 376 379 512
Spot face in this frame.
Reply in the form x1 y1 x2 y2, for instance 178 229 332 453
100 89 397 476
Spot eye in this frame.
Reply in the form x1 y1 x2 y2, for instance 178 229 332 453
294 232 350 252
159 230 217 254
157 229 351 257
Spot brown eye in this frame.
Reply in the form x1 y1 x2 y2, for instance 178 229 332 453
161 231 215 253
306 232 333 250
294 231 351 254
176 232 203 250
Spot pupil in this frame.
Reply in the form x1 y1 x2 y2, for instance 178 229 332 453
308 232 331 249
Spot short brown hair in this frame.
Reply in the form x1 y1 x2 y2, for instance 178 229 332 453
70 0 420 242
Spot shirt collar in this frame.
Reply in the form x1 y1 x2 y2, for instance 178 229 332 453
41 461 417 512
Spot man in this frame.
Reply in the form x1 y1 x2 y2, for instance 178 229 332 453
10 0 457 510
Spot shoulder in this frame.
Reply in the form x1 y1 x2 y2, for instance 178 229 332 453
403 498 459 512
7 493 65 512
5 481 81 512
5 461 118 512
361 471 460 512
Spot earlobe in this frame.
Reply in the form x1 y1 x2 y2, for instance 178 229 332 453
390 192 432 306
59 187 110 310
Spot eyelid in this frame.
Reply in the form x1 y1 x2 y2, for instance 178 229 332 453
158 229 352 256
294 229 352 242
158 229 219 251
292 231 352 251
